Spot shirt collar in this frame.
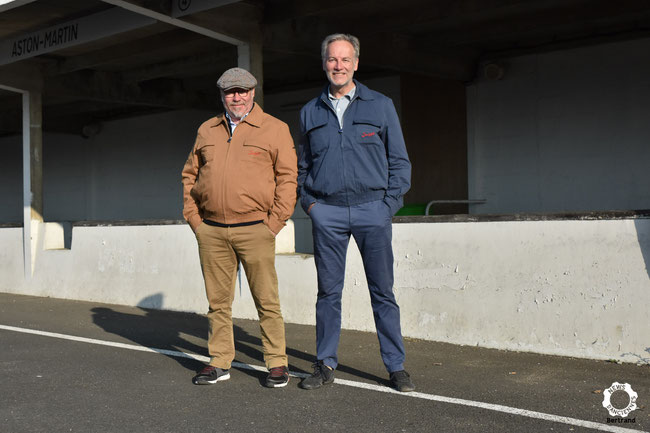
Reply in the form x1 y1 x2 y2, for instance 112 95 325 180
224 103 253 127
328 85 356 101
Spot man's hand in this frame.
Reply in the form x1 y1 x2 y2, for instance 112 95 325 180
190 220 202 233
307 202 316 214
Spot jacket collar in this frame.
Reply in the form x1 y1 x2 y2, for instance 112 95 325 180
212 102 263 128
319 79 374 105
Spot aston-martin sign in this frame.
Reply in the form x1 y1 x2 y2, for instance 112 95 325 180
0 7 155 66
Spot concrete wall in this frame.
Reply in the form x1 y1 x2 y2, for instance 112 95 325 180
70 110 212 221
2 217 648 364
467 37 650 214
0 110 211 223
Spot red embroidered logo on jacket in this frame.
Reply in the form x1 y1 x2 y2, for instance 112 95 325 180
248 150 261 156
361 132 375 138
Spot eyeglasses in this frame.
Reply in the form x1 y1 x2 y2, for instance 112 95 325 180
223 88 250 98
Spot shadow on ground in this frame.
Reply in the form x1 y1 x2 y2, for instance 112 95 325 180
91 293 388 386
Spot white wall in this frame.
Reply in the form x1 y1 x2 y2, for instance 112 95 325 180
468 37 650 214
1 217 648 363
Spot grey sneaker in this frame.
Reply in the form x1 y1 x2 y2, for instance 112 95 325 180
390 370 415 392
192 365 230 385
299 361 335 390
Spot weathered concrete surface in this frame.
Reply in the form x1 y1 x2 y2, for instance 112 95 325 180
1 217 649 364
389 219 650 363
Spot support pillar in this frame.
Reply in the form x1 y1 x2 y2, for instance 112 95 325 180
20 90 43 278
29 91 43 222
237 31 263 109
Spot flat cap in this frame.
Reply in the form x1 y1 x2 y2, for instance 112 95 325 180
217 67 257 91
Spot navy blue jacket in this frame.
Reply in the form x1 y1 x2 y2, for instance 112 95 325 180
298 81 411 215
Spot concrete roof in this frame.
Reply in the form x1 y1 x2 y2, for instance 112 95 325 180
2 0 650 136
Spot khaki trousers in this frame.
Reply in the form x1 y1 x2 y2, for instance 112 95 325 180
195 222 287 370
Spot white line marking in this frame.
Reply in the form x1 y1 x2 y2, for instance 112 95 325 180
333 379 644 433
0 324 645 433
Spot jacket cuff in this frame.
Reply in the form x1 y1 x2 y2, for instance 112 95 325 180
300 192 317 214
188 214 202 232
266 215 284 235
383 196 403 216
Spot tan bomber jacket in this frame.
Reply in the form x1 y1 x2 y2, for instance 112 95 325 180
181 104 297 234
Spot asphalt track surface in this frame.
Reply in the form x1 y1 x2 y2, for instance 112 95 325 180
1 293 648 433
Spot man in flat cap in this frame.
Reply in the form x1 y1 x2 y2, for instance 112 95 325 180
182 67 297 387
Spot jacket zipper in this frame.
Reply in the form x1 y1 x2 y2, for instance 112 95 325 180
323 96 354 206
222 121 233 220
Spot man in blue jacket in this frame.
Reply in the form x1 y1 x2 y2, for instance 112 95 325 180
298 33 414 392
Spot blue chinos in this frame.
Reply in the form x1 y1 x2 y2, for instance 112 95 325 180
310 199 405 373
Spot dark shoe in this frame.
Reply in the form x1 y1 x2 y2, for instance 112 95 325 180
390 370 415 392
299 361 335 390
192 365 230 385
265 366 290 388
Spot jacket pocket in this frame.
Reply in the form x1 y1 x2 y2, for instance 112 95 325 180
353 118 383 146
350 119 388 189
305 120 329 156
242 142 272 166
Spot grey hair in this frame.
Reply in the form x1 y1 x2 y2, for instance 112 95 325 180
320 33 360 62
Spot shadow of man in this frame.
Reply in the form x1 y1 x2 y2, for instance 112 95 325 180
91 294 207 372
92 293 390 385
233 324 389 386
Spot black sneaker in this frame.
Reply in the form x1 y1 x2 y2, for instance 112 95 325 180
389 370 415 392
265 366 290 388
192 365 230 385
299 361 335 390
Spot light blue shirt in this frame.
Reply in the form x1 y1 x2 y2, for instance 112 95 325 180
328 86 356 128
